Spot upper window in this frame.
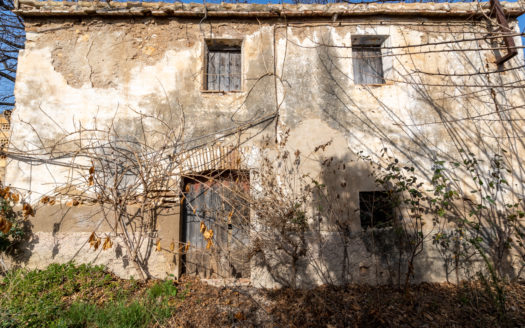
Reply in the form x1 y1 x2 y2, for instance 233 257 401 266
352 35 388 85
359 191 395 229
205 39 242 92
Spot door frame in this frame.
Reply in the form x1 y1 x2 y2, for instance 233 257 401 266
179 169 251 278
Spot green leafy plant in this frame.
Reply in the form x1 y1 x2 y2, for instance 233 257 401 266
0 185 31 273
357 149 431 290
359 147 524 319
148 279 178 299
428 151 524 320
0 262 180 328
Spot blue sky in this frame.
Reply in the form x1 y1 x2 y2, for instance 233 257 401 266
0 3 524 112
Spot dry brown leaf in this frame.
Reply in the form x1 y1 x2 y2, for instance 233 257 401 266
0 217 12 234
1 220 12 234
11 193 19 203
93 237 101 250
88 231 96 244
88 176 94 186
72 199 80 206
89 166 95 175
185 242 190 252
200 221 206 234
203 229 213 240
102 237 113 250
156 239 161 252
169 241 175 252
22 203 34 217
206 239 213 250
49 198 56 205
40 196 50 204
234 311 245 321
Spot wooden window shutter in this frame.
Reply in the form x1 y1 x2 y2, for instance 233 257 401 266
207 48 241 91
229 51 241 91
207 50 219 91
353 46 384 85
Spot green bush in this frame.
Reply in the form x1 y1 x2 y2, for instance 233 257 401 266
148 279 178 299
0 187 28 271
53 301 153 328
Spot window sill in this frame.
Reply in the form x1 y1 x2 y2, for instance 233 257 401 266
362 225 394 232
200 90 244 94
356 81 394 87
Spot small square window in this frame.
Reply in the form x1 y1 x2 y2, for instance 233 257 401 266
352 36 387 85
359 191 395 229
205 40 242 92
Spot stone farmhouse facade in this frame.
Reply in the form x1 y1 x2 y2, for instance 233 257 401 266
5 1 525 287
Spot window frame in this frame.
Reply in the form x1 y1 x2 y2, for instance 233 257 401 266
181 169 251 279
352 35 389 86
203 39 243 93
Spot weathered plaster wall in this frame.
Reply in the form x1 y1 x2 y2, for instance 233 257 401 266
7 5 525 286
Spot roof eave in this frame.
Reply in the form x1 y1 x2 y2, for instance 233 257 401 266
14 1 525 19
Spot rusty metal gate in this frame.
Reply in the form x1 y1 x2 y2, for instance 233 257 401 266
182 171 250 279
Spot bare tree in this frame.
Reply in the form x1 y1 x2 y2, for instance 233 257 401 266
18 105 188 280
0 0 24 110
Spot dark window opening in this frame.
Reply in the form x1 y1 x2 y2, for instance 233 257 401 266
359 191 395 229
205 40 242 92
352 35 387 85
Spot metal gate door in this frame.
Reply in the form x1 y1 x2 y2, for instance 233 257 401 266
182 171 250 279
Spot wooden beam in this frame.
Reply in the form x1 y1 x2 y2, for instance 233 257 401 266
490 0 518 65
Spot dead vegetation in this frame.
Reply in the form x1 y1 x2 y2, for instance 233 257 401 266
167 276 525 328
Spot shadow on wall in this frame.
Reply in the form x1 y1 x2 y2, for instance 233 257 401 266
256 151 524 288
251 151 396 287
5 219 36 269
307 153 431 287
253 23 525 287
6 203 160 277
307 154 379 286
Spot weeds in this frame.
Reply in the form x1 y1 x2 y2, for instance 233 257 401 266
1 263 524 327
0 263 183 328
